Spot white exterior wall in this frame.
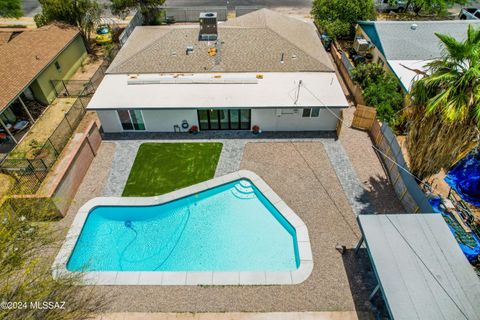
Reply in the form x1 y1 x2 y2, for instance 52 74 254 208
251 108 340 131
97 109 198 133
141 109 198 132
97 108 340 133
97 110 123 132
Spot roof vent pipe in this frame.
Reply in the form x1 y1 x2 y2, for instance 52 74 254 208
411 23 418 30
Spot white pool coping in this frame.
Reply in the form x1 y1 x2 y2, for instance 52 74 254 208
52 170 313 285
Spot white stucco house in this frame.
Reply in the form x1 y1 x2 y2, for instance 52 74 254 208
88 9 349 133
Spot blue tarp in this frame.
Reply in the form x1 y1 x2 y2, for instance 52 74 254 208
429 196 480 263
445 150 480 207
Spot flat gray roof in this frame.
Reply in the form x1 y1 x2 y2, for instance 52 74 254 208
358 214 480 320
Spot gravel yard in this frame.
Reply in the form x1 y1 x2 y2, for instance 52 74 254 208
59 141 375 318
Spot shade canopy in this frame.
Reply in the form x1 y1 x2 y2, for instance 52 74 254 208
358 214 480 320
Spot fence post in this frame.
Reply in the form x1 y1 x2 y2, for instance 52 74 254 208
26 159 43 184
48 138 59 157
62 80 70 96
64 114 73 132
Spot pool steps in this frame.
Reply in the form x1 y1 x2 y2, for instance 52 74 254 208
231 180 255 199
53 170 313 286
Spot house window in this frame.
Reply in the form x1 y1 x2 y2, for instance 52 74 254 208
117 110 145 131
302 108 320 118
54 61 61 72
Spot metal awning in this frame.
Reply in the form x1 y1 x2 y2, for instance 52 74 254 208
356 214 480 320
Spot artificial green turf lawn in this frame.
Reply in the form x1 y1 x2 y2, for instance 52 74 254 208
122 142 223 197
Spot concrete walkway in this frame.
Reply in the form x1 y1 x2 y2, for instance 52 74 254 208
96 311 367 320
102 134 368 219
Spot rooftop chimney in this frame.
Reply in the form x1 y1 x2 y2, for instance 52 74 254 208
199 12 218 41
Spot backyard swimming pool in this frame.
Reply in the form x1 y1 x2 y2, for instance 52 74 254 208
67 179 299 272
54 171 313 285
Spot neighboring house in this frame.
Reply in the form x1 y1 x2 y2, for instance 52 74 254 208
88 9 348 133
0 24 87 144
356 20 480 92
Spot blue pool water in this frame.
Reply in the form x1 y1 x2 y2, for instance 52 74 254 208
67 179 300 272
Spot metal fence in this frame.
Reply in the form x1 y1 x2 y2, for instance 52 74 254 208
341 51 355 75
1 45 119 195
158 6 227 22
370 121 434 213
50 46 119 98
235 6 263 17
119 11 144 46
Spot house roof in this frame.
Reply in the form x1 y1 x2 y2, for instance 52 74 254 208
358 214 480 320
107 9 334 74
87 72 349 110
0 24 80 112
358 20 480 60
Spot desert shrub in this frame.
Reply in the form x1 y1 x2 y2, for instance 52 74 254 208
0 199 108 319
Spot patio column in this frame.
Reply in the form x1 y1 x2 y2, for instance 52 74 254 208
18 96 35 123
0 117 17 144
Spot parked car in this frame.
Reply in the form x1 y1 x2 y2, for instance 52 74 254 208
459 8 480 20
375 0 407 12
95 25 113 45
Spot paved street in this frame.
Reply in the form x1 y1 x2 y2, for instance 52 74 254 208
21 0 312 17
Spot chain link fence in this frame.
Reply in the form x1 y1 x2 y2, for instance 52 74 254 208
1 45 119 194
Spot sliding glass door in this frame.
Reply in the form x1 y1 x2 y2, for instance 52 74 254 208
197 109 251 130
117 110 146 131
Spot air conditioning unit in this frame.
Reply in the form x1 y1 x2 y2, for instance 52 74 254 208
199 12 218 41
353 38 369 54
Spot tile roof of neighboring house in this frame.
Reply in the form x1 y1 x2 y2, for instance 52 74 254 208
107 9 334 74
358 20 480 60
0 24 80 111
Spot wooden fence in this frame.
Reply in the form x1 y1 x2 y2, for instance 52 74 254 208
352 105 377 130
370 121 433 213
331 43 366 105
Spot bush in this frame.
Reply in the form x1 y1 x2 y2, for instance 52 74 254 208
352 63 404 126
311 0 376 39
351 63 385 89
0 198 108 319
363 74 404 126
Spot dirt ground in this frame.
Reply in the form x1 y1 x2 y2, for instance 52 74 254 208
9 97 76 158
71 55 105 81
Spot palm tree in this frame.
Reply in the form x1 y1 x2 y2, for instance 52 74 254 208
406 24 480 180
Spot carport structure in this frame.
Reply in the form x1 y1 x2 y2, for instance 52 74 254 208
356 214 480 320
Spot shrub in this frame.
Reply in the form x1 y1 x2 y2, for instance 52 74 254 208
351 63 404 127
363 74 404 126
351 63 385 89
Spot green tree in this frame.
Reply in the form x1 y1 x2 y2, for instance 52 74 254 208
311 0 375 39
34 0 101 52
0 0 23 18
402 0 467 15
406 24 480 179
110 0 165 24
